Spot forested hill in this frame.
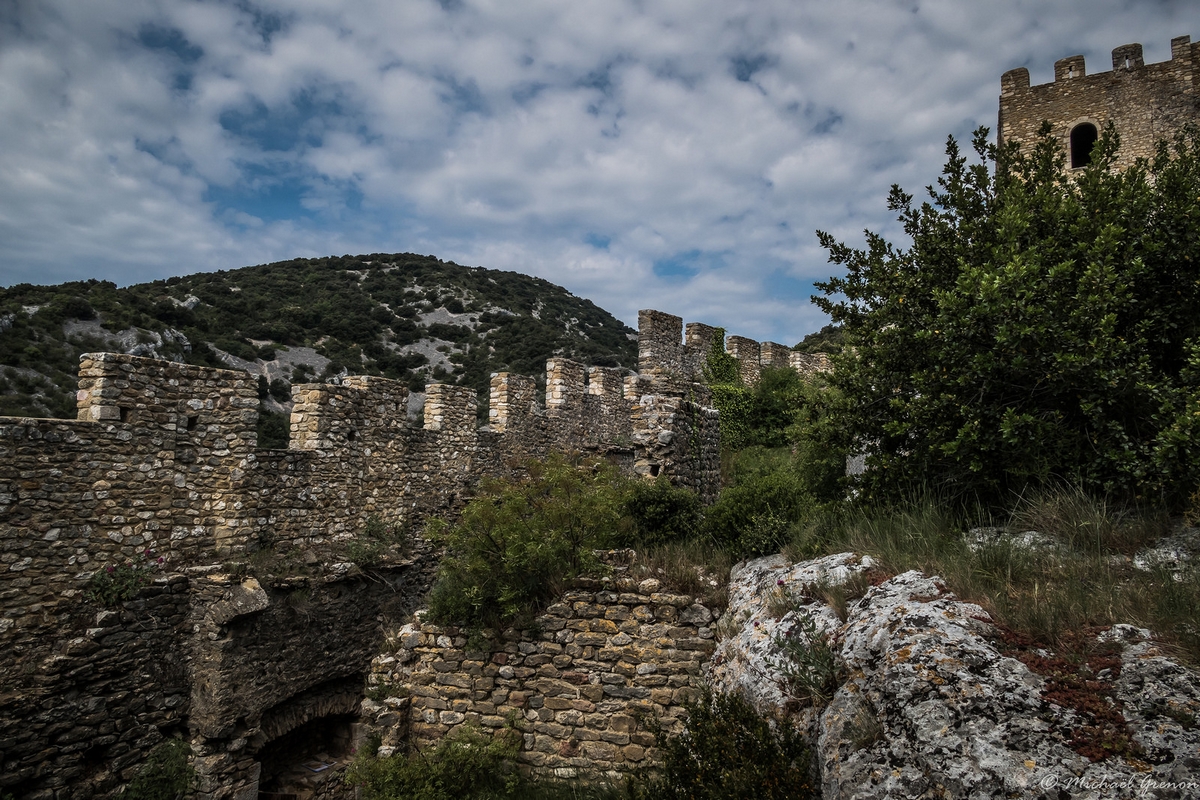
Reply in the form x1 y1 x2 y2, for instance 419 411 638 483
0 253 638 432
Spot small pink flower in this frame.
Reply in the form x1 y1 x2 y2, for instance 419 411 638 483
753 621 760 628
106 565 114 573
157 557 165 564
776 579 785 586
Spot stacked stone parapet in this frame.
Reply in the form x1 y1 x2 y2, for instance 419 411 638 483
636 310 831 392
759 342 793 369
683 322 719 378
724 336 761 386
790 351 832 379
489 373 538 434
290 376 409 451
361 570 715 780
546 359 587 413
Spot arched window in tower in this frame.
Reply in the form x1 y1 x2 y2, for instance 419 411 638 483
1070 123 1099 168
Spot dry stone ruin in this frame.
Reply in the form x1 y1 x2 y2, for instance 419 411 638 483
0 309 813 800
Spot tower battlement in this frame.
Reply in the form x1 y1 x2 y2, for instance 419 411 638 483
999 34 1199 170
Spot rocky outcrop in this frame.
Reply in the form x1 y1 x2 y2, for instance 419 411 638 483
710 554 1200 800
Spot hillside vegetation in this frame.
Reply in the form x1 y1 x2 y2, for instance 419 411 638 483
0 253 637 433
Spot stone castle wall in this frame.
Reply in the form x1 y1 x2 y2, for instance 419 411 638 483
360 568 716 781
998 34 1200 169
0 309 820 799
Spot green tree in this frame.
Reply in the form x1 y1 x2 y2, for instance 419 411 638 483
814 125 1200 505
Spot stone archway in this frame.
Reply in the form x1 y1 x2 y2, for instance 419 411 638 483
251 678 363 799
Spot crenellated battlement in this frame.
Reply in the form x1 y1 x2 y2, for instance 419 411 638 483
998 34 1199 170
636 309 828 392
0 309 830 603
0 309 824 588
0 308 829 799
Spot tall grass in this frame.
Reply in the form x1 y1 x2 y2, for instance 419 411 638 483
790 489 1200 664
632 539 738 612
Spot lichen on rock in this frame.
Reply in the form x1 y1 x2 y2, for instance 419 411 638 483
710 553 1200 800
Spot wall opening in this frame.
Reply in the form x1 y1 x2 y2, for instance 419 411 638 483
256 713 356 799
1070 123 1098 168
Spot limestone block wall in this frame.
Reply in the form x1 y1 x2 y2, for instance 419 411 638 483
998 34 1200 170
360 574 716 779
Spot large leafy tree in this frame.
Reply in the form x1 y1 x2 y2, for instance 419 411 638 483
814 125 1200 505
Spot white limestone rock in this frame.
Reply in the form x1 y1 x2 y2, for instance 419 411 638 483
709 553 1200 800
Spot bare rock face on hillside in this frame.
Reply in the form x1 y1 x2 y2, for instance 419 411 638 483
709 555 1200 800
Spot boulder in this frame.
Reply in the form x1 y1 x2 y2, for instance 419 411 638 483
708 554 1200 800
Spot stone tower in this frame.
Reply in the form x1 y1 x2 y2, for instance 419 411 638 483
998 35 1199 170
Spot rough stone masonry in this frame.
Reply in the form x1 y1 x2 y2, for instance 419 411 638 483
0 309 808 799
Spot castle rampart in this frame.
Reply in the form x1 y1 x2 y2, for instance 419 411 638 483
998 34 1199 170
360 564 716 782
0 309 822 799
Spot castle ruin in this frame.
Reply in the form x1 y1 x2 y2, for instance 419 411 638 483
0 309 817 799
999 34 1199 169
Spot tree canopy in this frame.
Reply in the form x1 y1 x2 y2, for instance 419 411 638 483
814 125 1200 506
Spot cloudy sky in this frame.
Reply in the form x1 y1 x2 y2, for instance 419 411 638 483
0 1 1193 343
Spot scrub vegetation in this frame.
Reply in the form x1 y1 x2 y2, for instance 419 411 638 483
0 252 636 422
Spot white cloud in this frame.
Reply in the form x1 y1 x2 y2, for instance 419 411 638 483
0 0 1195 344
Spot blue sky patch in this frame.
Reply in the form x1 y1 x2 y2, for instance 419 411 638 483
653 250 711 281
731 54 772 82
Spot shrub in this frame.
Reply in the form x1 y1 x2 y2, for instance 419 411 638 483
347 724 522 800
815 125 1200 506
346 514 407 567
348 724 624 800
620 477 703 546
786 379 851 503
704 455 812 557
745 367 808 449
123 738 194 800
770 609 842 706
629 690 817 800
426 455 629 629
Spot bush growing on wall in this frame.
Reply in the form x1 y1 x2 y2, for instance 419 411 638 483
426 455 630 629
122 738 194 800
629 690 817 800
815 125 1200 506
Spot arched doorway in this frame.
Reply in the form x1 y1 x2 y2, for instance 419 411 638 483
1070 123 1099 168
